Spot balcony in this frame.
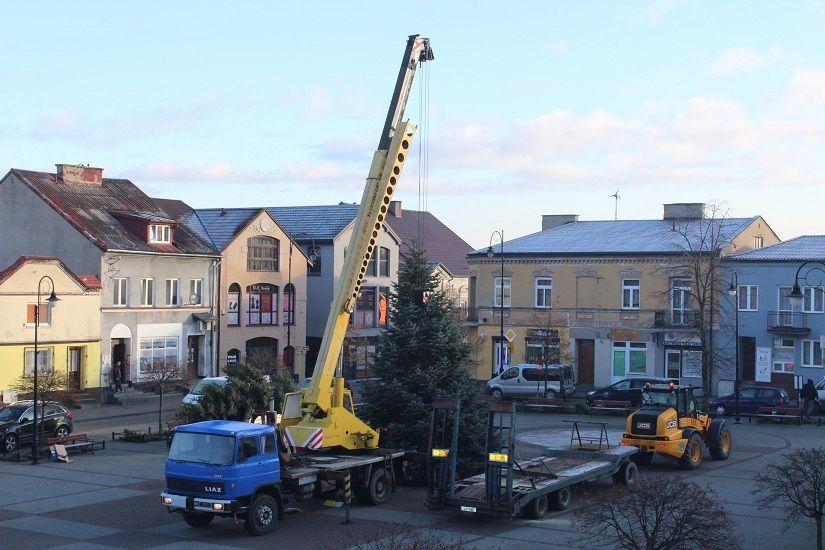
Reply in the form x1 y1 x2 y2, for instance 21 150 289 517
767 311 809 334
654 310 702 329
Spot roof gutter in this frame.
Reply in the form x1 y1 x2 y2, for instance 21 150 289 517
106 249 220 259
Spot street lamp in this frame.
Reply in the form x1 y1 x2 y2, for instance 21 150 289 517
788 261 825 309
487 230 505 376
727 273 740 423
31 275 59 465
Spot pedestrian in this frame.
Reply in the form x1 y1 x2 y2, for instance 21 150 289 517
113 362 123 394
800 378 819 420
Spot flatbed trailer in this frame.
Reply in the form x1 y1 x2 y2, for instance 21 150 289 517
426 399 637 519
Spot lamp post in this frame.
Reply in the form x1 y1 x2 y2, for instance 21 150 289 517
31 275 59 465
727 272 740 423
487 231 505 376
788 261 825 309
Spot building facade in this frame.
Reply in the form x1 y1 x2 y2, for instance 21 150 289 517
720 236 825 395
0 257 101 402
467 204 779 394
0 166 219 392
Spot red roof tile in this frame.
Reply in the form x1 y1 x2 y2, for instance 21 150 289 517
386 206 473 276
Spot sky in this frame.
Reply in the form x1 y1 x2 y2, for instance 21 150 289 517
2 1 825 248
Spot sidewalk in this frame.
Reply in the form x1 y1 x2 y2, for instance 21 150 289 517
72 393 183 423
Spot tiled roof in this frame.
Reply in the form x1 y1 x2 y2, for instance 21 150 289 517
153 197 194 221
468 217 759 256
190 204 360 251
386 207 473 276
730 235 825 261
10 169 216 256
0 256 101 291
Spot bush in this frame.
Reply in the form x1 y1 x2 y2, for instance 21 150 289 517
175 363 271 424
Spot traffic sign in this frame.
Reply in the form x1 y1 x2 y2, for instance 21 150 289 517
504 328 516 342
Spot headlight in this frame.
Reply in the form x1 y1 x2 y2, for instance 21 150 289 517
162 496 173 505
212 503 224 511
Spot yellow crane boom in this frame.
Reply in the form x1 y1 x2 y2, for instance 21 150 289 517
280 35 433 451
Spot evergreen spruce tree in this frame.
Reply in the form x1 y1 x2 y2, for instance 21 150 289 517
362 241 486 475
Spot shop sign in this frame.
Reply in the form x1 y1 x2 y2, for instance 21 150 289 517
247 283 277 293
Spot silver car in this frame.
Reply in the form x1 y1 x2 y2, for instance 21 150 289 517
487 364 575 399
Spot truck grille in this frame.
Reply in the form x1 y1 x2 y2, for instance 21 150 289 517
630 411 659 436
166 477 226 497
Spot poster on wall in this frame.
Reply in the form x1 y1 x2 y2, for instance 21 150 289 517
756 347 772 382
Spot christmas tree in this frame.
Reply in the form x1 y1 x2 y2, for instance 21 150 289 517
362 241 486 475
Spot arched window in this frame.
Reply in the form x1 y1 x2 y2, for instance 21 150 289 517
247 283 278 325
247 236 279 271
283 345 295 373
227 283 241 326
284 283 296 325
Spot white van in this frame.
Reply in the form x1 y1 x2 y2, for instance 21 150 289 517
182 376 227 405
487 364 575 399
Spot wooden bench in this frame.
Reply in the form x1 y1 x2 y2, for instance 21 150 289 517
746 405 803 425
590 399 633 414
44 433 104 453
522 397 564 411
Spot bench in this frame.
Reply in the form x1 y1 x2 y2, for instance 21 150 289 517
521 397 564 412
44 433 104 453
590 399 633 414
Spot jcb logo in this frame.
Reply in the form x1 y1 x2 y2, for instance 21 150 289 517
666 420 677 429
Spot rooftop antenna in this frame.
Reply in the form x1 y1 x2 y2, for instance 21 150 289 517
610 189 621 220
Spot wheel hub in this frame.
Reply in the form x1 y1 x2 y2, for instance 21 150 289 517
256 505 273 526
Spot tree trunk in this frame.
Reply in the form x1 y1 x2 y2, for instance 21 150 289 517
817 513 822 550
158 385 164 434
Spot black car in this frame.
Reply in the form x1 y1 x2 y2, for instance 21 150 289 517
586 377 679 407
0 401 74 453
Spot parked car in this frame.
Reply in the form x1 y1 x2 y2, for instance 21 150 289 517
0 401 73 453
708 386 790 416
182 377 227 405
487 364 575 399
586 377 678 407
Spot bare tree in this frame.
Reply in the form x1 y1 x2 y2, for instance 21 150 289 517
245 347 284 379
654 202 735 394
331 524 467 550
527 308 574 398
141 358 184 433
753 447 825 550
572 477 740 550
14 370 68 403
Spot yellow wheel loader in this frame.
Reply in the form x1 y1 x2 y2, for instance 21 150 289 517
620 383 731 470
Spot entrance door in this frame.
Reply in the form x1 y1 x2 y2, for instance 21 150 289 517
665 349 681 381
741 337 756 382
112 341 126 384
576 339 595 385
68 347 82 391
187 336 200 379
493 339 511 376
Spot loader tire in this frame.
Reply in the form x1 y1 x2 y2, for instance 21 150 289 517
708 419 732 460
678 432 703 470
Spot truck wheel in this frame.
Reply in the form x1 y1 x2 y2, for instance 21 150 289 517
631 452 654 466
678 432 703 470
182 513 213 528
363 467 391 505
524 495 548 519
613 461 638 485
708 419 732 461
245 494 278 536
550 487 571 510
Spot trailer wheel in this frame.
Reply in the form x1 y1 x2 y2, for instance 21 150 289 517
631 452 654 466
361 467 391 505
182 513 213 528
524 495 549 519
613 460 638 486
245 494 278 536
550 487 571 510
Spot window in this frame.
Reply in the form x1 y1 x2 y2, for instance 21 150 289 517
141 278 154 306
773 361 794 373
671 279 692 325
283 283 295 325
612 341 647 378
149 224 171 243
738 285 757 311
166 279 180 306
239 437 259 461
612 380 631 390
263 434 276 455
803 340 823 367
535 278 552 308
774 338 795 348
24 347 53 375
114 278 128 306
778 286 794 312
803 286 824 313
666 350 681 380
494 277 511 308
25 303 51 325
622 279 640 310
525 335 560 365
308 246 321 276
247 236 279 271
227 283 240 326
500 366 519 380
378 247 390 277
754 236 764 249
378 286 389 327
247 283 278 325
190 279 202 306
138 337 179 372
353 287 377 329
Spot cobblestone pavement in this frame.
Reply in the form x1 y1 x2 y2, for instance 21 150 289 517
0 411 818 548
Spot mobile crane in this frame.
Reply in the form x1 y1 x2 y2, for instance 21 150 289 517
280 34 433 452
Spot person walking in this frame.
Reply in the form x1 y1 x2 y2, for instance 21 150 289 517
801 378 819 420
113 362 123 394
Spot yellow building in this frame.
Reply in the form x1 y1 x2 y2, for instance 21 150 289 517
0 257 101 403
467 204 779 391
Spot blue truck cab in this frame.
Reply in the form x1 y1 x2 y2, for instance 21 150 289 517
161 420 285 536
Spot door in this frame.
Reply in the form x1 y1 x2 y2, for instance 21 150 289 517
42 404 60 436
741 337 756 382
112 341 126 384
18 406 38 443
235 435 271 492
493 339 511 376
68 347 82 391
612 343 627 381
665 350 681 381
187 336 200 379
576 339 595 385
497 367 521 397
608 379 632 401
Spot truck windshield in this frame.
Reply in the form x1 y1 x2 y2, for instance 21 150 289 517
643 391 677 408
169 432 234 466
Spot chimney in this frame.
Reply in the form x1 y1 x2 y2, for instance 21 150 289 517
542 214 578 231
389 200 402 217
56 164 103 185
663 203 705 221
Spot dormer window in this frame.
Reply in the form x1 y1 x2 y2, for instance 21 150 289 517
149 224 171 244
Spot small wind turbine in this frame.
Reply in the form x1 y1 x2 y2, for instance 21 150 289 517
610 189 621 220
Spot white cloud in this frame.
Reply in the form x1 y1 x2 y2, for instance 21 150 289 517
786 69 825 109
644 0 693 23
709 46 782 77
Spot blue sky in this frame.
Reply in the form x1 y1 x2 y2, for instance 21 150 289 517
3 1 824 247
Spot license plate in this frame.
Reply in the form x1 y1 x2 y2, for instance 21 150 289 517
460 506 477 513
